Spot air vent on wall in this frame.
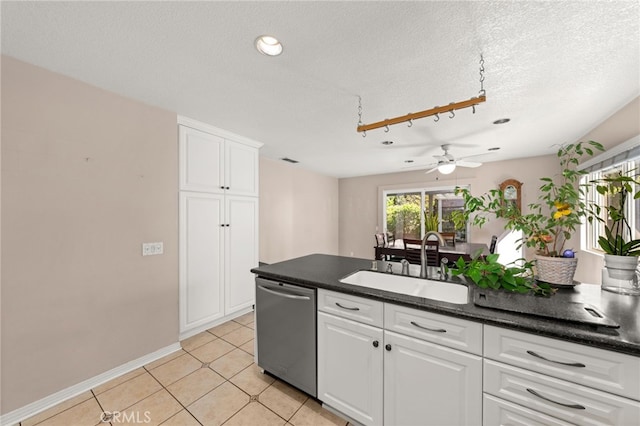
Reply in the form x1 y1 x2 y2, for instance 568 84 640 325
281 157 299 164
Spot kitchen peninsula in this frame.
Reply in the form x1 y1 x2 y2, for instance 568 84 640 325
252 254 640 426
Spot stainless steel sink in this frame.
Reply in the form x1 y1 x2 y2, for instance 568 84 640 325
339 270 469 304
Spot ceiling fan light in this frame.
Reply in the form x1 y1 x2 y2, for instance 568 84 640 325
438 163 456 174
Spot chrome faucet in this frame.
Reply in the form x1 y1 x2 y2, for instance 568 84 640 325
420 231 447 279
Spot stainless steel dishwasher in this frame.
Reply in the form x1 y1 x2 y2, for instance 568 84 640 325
255 277 316 397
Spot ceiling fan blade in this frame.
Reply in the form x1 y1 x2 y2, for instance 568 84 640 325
401 161 437 170
457 160 482 168
424 165 439 174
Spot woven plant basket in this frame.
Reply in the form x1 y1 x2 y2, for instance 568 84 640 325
535 255 578 286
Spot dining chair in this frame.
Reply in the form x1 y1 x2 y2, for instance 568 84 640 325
403 239 439 266
440 232 456 246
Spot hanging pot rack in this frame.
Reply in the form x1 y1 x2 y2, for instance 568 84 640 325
356 96 486 133
357 55 486 136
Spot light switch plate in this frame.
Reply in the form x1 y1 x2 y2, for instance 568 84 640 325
142 242 164 256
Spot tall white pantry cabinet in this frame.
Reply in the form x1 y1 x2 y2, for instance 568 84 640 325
178 117 262 338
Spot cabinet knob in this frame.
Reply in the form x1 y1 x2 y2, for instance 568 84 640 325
220 186 225 189
385 344 392 351
226 186 230 190
372 340 379 348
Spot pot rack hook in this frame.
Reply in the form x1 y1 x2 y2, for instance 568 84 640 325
384 124 390 133
407 118 413 128
449 110 455 119
362 130 366 138
434 113 440 122
472 105 476 114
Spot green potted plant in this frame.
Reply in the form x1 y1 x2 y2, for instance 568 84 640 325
452 140 604 286
449 251 556 296
585 169 640 294
424 211 439 232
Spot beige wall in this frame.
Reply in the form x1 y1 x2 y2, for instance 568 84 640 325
1 56 179 413
339 96 640 285
260 157 339 264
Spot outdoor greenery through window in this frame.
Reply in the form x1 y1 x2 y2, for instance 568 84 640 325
582 158 640 253
384 187 468 245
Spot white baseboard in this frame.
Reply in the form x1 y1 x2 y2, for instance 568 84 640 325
179 306 254 341
0 343 181 426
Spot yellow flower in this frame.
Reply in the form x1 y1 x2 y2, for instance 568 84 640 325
553 201 571 219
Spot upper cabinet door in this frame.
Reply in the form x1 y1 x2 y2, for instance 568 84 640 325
225 140 259 197
179 126 225 193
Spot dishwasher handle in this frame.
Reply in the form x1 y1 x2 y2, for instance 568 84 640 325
258 284 312 300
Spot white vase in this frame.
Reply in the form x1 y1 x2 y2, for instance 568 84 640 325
602 254 640 295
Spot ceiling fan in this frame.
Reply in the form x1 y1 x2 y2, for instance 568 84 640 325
422 144 483 174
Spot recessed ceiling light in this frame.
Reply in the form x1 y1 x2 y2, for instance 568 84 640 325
488 147 501 151
493 118 510 125
255 35 283 56
381 140 394 145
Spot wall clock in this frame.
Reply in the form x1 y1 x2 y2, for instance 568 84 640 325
499 179 522 211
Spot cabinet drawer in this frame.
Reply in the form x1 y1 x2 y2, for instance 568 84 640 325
318 289 383 327
484 359 640 425
384 303 482 355
485 325 640 400
484 393 573 426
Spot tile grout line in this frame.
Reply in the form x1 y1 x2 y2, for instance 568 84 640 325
158 329 253 425
144 368 204 426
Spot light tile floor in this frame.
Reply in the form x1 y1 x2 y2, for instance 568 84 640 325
21 312 348 426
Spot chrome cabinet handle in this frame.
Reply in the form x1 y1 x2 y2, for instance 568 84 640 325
526 350 586 367
526 388 586 410
257 285 311 300
335 302 360 311
410 321 446 333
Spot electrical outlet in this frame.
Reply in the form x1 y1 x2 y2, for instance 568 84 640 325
142 242 164 256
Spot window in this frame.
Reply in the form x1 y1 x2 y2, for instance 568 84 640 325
580 136 640 254
383 187 468 245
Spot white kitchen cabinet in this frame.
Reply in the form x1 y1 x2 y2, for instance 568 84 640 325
317 289 482 426
179 192 225 331
483 393 574 426
483 325 640 425
317 311 384 426
224 195 259 313
178 117 261 338
384 330 482 426
179 121 259 197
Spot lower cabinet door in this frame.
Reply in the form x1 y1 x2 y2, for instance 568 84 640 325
317 311 383 426
383 330 482 426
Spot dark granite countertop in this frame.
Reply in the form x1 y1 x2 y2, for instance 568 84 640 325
252 254 640 357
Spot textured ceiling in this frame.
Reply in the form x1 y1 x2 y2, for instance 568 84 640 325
2 1 639 178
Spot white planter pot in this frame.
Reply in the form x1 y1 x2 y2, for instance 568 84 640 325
603 254 638 280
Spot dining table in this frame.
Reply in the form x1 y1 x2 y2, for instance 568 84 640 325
374 242 490 265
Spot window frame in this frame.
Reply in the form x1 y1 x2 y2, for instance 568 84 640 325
579 135 640 255
381 184 470 243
